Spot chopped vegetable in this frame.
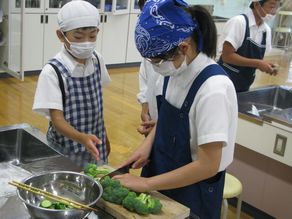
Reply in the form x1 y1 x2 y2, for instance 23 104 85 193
84 163 111 179
100 176 162 215
101 176 129 204
39 199 70 210
40 199 52 208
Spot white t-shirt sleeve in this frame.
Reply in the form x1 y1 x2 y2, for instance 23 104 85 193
95 52 111 87
137 59 148 104
32 64 63 119
194 77 236 146
219 15 246 52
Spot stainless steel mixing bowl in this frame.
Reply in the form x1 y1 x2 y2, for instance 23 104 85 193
17 171 103 219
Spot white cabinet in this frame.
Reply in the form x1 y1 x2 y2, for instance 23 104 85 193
0 0 22 79
96 0 131 65
23 13 60 71
2 0 140 74
22 0 62 71
97 13 129 65
236 116 292 167
126 13 141 63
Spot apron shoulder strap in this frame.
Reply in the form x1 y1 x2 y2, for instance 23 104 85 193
241 14 250 39
181 64 227 113
93 51 101 75
162 76 170 97
48 62 66 107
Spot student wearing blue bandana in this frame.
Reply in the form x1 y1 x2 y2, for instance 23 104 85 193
114 0 238 218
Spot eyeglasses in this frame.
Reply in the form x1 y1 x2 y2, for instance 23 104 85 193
145 47 179 66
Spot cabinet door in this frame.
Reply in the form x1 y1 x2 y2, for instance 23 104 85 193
8 14 22 73
100 14 129 64
130 0 140 13
44 0 65 13
10 0 45 13
126 14 141 63
10 0 22 13
96 14 104 52
43 14 62 64
112 0 130 15
23 14 44 71
24 0 45 13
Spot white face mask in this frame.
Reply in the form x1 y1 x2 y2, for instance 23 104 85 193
261 13 275 23
63 34 96 59
152 56 188 77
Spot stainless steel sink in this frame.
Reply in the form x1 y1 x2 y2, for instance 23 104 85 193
0 124 60 165
238 85 292 125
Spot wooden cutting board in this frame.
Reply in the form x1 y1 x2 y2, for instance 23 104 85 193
96 191 190 219
91 165 190 218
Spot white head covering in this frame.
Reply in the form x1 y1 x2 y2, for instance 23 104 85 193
58 0 100 32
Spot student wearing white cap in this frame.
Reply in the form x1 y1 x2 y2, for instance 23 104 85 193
33 0 111 168
218 0 280 92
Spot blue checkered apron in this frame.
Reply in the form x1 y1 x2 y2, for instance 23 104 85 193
46 54 107 168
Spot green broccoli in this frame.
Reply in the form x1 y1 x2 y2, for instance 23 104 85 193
84 163 111 179
101 176 129 204
100 176 120 188
122 192 137 212
99 175 162 215
147 196 162 214
133 193 150 215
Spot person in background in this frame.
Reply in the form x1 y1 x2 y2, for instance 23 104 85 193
136 59 159 136
217 0 281 92
114 0 238 218
136 0 159 136
33 1 111 168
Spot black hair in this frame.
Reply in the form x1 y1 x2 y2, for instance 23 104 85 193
250 0 265 9
185 5 217 58
138 0 147 10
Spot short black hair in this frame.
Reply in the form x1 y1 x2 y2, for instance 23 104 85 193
250 0 265 9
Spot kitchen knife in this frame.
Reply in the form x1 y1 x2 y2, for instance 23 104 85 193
100 162 133 180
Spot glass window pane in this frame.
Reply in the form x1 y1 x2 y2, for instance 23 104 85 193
25 0 41 8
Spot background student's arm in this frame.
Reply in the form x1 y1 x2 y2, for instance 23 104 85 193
221 41 276 75
49 109 101 160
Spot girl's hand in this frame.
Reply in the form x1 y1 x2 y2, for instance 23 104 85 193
113 173 150 192
81 133 101 160
119 141 152 169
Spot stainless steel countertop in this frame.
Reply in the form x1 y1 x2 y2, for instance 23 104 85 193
0 123 115 219
0 196 114 219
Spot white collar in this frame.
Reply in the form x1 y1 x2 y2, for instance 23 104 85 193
173 52 214 89
246 9 266 31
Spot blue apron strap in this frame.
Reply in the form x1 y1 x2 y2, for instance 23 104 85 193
181 64 227 113
162 76 170 97
241 14 250 38
261 31 267 45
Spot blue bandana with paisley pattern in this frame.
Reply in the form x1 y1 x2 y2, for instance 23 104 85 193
135 0 199 58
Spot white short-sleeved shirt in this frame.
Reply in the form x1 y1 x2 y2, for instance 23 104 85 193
33 46 111 119
155 53 238 171
218 9 272 56
137 59 160 120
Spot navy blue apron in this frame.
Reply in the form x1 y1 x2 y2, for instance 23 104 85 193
141 64 227 219
218 14 266 92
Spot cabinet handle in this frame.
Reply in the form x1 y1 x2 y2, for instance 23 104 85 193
104 15 107 23
45 15 48 23
40 15 43 24
100 15 103 23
